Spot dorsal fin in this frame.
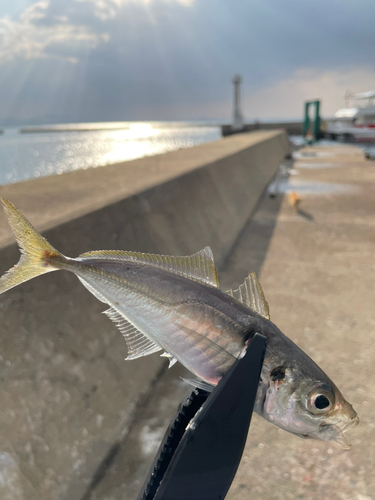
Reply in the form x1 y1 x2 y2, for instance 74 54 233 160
78 246 219 287
226 272 270 320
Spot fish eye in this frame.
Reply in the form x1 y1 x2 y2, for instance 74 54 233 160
315 394 330 409
307 388 334 414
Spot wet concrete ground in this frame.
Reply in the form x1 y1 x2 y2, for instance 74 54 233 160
87 143 375 499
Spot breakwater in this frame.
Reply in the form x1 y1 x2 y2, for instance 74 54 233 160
0 130 289 500
221 121 303 137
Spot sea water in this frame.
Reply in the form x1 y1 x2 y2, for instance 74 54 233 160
0 122 221 186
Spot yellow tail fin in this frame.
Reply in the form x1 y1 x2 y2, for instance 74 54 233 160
0 199 63 294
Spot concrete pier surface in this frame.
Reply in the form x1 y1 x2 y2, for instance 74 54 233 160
224 143 374 499
0 130 290 500
89 143 375 499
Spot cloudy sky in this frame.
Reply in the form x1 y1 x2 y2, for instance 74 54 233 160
1 0 375 125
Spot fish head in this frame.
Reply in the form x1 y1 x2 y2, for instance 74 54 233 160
262 361 359 449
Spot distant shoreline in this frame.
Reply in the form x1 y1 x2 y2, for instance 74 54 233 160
0 118 307 135
18 121 221 134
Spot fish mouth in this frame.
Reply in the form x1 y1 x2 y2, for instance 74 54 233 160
340 415 360 433
319 415 359 450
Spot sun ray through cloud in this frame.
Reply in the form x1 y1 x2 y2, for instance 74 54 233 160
0 0 109 65
2 0 375 125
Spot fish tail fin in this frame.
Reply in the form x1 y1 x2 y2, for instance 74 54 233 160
0 199 64 294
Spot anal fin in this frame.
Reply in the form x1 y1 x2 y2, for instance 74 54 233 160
77 277 162 360
104 307 162 360
161 351 178 368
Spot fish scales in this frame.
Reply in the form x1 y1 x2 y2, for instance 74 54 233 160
0 199 359 448
64 258 256 383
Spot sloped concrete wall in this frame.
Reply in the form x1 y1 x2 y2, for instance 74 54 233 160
0 130 289 500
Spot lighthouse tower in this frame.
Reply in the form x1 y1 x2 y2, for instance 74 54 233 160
232 75 244 130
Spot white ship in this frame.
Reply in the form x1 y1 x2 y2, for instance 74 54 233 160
325 91 375 142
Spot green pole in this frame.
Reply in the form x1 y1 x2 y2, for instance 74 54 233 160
303 102 310 137
303 100 321 141
314 100 321 140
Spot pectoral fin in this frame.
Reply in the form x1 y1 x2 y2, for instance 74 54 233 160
182 378 215 392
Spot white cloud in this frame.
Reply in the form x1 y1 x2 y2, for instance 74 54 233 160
76 0 194 21
111 0 195 5
0 0 109 65
143 0 195 4
75 0 118 21
243 67 375 120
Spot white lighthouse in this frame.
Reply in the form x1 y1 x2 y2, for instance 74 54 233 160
232 75 244 130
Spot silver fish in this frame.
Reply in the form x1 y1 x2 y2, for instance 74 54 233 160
0 199 359 448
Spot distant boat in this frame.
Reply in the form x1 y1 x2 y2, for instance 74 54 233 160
325 91 375 142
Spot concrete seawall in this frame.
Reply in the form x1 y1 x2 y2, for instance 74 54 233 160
0 130 289 500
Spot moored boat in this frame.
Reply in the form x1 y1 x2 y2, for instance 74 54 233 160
325 91 375 142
